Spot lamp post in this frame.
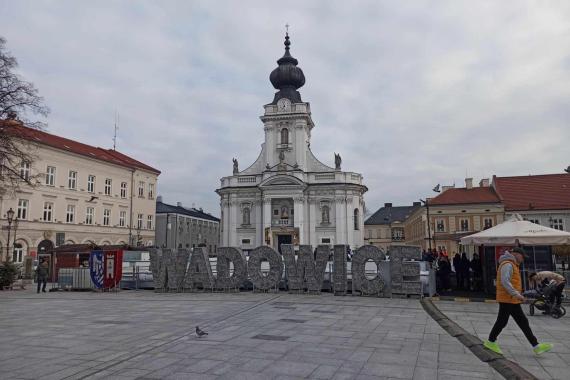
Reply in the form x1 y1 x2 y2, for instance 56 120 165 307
5 208 15 261
420 184 441 252
12 218 19 261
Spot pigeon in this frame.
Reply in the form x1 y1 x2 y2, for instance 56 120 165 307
565 166 570 174
195 326 208 338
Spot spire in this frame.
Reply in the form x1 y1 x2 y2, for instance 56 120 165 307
269 31 305 104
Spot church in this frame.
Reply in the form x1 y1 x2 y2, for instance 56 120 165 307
217 33 367 253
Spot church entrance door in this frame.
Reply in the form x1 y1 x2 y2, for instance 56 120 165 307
277 234 292 254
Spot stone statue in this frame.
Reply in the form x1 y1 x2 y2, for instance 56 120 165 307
279 150 285 162
232 158 238 174
334 152 342 170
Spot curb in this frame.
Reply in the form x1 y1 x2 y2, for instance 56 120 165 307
427 296 497 303
421 298 538 380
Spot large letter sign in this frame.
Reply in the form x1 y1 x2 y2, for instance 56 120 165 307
89 251 104 289
185 247 214 291
351 245 386 295
248 246 283 291
215 247 247 290
281 244 328 292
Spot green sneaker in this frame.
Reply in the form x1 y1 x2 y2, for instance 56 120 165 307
483 340 503 355
533 343 553 355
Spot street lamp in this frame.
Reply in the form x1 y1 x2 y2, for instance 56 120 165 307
12 218 19 262
420 184 441 253
5 208 15 261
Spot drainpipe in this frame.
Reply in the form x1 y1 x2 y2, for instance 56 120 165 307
128 169 134 246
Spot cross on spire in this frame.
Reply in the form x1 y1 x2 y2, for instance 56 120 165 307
285 23 289 35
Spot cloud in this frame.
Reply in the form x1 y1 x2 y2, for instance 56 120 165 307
1 0 569 216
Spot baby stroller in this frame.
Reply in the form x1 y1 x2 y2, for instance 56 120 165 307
524 280 566 319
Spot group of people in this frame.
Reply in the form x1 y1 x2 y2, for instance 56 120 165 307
422 248 482 293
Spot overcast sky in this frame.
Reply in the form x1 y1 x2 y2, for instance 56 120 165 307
2 1 569 217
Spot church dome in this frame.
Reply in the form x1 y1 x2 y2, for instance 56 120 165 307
269 33 305 104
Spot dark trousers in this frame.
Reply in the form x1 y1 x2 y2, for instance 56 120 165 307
37 278 47 293
489 303 538 346
550 282 566 306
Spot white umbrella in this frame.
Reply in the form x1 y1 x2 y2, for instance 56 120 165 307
460 214 570 246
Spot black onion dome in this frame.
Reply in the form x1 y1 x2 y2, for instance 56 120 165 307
269 33 305 104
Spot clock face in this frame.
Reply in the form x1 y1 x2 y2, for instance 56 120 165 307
277 98 291 112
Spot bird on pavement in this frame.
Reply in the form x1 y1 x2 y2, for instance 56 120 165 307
195 326 208 337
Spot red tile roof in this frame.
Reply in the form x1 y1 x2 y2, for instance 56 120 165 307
428 186 500 206
1 120 160 174
493 174 570 211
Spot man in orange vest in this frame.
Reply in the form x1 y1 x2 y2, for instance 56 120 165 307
483 247 552 355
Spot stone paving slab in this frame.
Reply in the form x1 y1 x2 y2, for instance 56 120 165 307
434 300 570 380
0 289 502 379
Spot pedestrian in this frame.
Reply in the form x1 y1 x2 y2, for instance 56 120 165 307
36 259 49 293
437 255 452 292
529 271 566 308
484 247 552 355
470 253 482 291
461 252 471 290
453 253 462 290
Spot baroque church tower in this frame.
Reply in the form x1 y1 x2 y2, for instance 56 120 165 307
217 33 367 252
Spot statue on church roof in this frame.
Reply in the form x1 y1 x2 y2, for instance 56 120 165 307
334 153 342 171
232 158 238 175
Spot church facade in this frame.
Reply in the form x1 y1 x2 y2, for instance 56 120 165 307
217 34 367 253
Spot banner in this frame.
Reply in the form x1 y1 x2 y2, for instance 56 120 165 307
89 250 123 289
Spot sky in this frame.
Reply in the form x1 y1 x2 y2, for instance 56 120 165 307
1 1 569 217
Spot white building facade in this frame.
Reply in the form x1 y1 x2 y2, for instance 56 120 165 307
217 34 367 253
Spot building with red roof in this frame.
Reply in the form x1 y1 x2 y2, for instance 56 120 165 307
0 120 161 263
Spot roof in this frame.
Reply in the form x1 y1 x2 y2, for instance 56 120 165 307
365 205 420 225
156 201 220 222
428 187 500 206
1 120 160 174
493 174 570 211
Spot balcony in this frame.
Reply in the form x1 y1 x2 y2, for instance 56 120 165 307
272 218 293 227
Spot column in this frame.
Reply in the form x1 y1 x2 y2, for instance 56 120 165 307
228 199 237 247
346 197 354 248
293 195 305 244
309 198 317 247
263 197 272 245
221 199 229 246
335 196 345 245
254 199 262 246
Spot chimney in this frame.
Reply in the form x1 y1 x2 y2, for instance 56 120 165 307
412 201 421 206
157 195 163 203
176 202 182 207
441 184 455 192
384 203 392 208
465 178 473 189
479 178 490 187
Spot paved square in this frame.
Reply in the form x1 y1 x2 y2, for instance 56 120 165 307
0 289 503 380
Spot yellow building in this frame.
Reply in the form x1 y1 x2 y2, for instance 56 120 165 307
0 121 160 263
365 202 421 250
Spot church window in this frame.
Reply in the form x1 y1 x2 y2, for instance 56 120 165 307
321 205 330 224
242 207 251 225
281 128 289 145
354 209 360 230
273 209 279 216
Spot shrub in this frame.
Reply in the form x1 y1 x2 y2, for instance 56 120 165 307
0 260 18 289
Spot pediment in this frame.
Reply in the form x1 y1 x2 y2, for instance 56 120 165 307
259 175 306 189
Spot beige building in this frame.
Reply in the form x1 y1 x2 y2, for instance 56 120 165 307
364 202 421 250
404 179 504 255
0 121 160 262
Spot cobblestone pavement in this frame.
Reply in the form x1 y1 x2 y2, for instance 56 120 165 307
0 289 502 380
434 300 570 380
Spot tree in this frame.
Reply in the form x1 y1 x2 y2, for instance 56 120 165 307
0 36 49 194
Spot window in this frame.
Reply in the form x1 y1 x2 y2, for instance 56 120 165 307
66 205 75 223
12 243 23 263
138 181 145 197
137 213 143 229
67 170 77 189
85 207 94 225
147 215 153 229
87 175 95 193
460 219 469 232
483 218 493 229
392 228 405 241
104 178 112 195
321 238 331 244
103 209 111 226
119 211 126 227
321 205 330 224
550 218 564 231
17 199 28 220
354 209 360 230
273 209 279 216
281 128 289 144
120 182 127 198
528 219 540 225
43 202 53 222
436 219 445 232
46 166 56 186
242 207 251 225
20 161 30 180
148 183 154 199
241 239 251 245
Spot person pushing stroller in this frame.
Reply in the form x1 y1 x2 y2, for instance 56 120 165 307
529 271 566 310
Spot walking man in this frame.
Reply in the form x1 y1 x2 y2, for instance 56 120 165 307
36 259 48 293
484 247 552 355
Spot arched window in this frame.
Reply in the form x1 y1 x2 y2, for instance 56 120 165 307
281 128 289 145
242 207 251 225
12 243 24 263
354 209 360 230
321 205 330 224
